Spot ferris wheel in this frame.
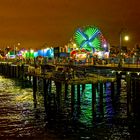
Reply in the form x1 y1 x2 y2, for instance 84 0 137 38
74 26 107 52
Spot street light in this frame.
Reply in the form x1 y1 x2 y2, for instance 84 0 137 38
124 36 129 41
118 29 129 67
14 42 21 56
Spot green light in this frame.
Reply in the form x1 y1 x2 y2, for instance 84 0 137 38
92 37 101 50
84 26 99 38
74 31 85 47
26 52 30 58
74 26 105 52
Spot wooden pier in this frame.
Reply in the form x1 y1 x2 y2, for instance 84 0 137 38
0 62 140 120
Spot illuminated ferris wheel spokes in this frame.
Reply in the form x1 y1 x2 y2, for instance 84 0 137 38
74 26 105 51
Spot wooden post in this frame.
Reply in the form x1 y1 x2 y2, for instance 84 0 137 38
92 83 96 121
56 82 62 111
131 77 136 117
14 66 16 78
17 65 20 78
100 82 104 117
115 71 121 112
126 73 131 117
71 84 75 115
133 79 140 130
11 66 13 78
64 83 68 99
12 66 15 78
21 64 24 80
111 82 115 104
77 84 80 105
48 80 52 94
5 64 7 77
15 66 17 78
43 79 48 113
33 76 37 108
104 82 107 90
116 71 121 94
29 75 31 82
8 64 10 77
82 84 85 93
134 78 140 119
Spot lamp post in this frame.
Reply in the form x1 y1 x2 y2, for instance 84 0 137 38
14 42 20 57
118 29 129 67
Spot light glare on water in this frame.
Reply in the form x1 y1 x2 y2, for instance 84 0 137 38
0 76 139 139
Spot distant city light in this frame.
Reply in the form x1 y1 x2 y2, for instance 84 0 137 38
103 44 107 47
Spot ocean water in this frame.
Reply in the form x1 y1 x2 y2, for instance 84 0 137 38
0 75 139 140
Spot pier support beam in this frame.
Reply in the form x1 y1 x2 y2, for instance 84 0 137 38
92 83 97 121
56 82 62 111
71 84 75 116
77 84 81 105
33 76 37 108
82 84 85 93
111 82 115 100
100 82 104 117
134 79 140 119
43 79 48 113
64 83 68 99
48 80 52 94
131 78 136 117
126 73 132 117
115 71 122 112
116 71 121 94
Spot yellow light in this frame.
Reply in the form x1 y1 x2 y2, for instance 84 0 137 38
30 49 34 53
73 43 76 47
124 35 129 41
118 71 121 74
17 42 21 46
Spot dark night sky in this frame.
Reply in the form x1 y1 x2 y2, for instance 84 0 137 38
0 0 140 49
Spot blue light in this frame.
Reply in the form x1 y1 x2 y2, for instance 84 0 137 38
80 39 88 48
38 50 43 56
78 28 100 49
77 29 88 40
34 52 38 58
46 48 54 57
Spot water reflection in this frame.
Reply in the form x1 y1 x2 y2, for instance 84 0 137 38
0 76 139 139
0 76 46 138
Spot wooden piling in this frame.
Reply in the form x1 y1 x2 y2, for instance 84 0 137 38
100 82 104 117
111 82 115 102
33 76 37 108
71 84 75 115
131 77 136 117
48 80 52 93
56 82 62 111
92 83 97 120
134 79 140 119
82 84 85 93
116 71 121 94
77 84 80 105
126 73 132 117
64 83 68 99
43 79 48 113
